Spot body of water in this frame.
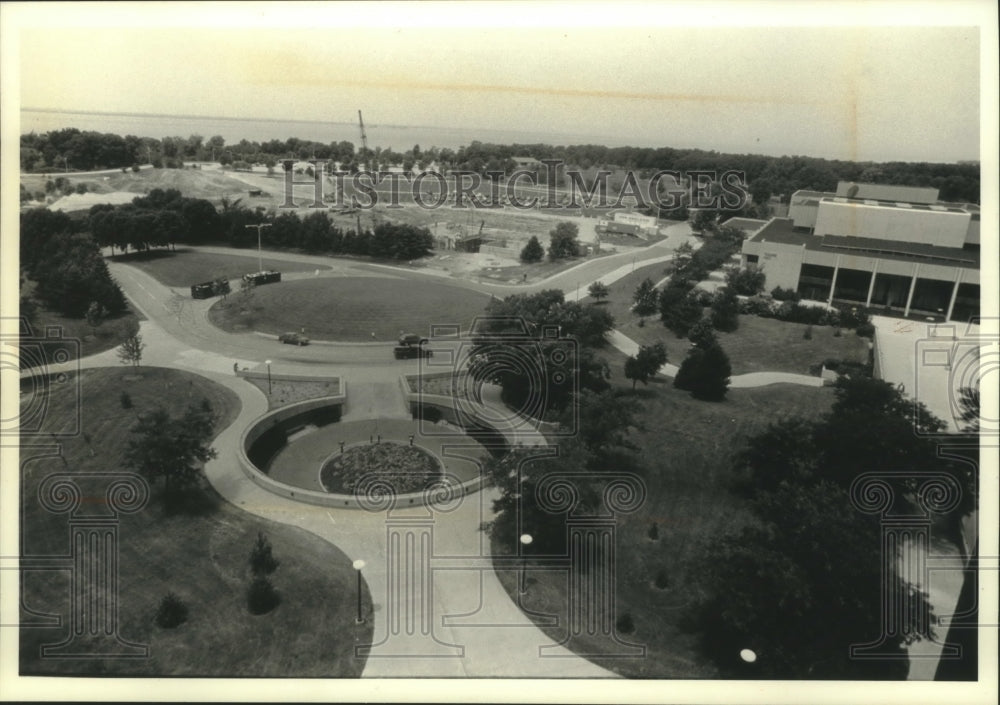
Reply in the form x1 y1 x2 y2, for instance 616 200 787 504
21 108 633 152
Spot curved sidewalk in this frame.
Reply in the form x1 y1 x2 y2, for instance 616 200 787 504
606 330 824 388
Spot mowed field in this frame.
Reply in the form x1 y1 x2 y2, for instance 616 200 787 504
209 275 492 341
588 261 871 375
19 367 372 676
493 346 838 678
23 167 252 204
115 248 330 287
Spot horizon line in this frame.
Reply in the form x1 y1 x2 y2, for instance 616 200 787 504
19 106 978 165
20 106 581 139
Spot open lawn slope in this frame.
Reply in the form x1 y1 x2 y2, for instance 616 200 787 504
209 275 492 341
493 348 838 678
19 366 371 676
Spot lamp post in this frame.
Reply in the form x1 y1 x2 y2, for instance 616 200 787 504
265 359 272 395
519 534 533 594
353 559 366 624
245 223 272 274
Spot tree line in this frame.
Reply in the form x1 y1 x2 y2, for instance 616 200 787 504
22 128 980 204
20 209 127 318
83 188 435 261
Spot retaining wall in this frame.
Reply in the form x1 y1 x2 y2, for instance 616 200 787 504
238 392 496 510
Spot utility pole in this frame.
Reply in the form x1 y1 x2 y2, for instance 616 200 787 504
245 223 272 273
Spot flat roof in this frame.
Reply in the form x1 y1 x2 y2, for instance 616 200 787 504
749 218 980 269
721 217 768 232
835 181 939 204
820 196 970 215
790 189 831 202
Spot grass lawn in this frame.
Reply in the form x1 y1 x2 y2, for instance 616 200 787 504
21 167 256 204
492 346 838 678
19 279 143 363
208 276 492 341
19 366 372 676
113 247 330 287
588 262 871 375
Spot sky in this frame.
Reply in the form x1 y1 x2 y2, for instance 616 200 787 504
6 2 992 163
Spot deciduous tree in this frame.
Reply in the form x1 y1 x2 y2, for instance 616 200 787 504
624 342 668 389
547 221 579 261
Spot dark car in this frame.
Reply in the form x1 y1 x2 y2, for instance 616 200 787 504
278 332 310 346
398 333 428 347
393 345 432 360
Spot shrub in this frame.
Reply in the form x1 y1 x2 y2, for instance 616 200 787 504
771 286 801 302
249 532 279 576
155 592 188 628
688 317 718 349
803 325 813 340
654 569 670 590
725 267 766 296
520 235 544 263
710 287 740 333
120 391 133 409
674 343 732 401
616 612 636 634
648 522 659 541
740 296 776 317
247 576 280 615
856 322 876 339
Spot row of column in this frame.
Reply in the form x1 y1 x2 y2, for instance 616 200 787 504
825 256 966 320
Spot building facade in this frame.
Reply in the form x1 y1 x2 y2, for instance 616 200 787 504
741 182 980 322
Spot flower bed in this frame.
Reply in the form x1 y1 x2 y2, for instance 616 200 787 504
319 442 441 495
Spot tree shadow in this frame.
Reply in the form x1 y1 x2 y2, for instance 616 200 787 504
111 247 195 262
157 481 222 517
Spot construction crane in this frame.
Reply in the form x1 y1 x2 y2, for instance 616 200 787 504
358 110 369 171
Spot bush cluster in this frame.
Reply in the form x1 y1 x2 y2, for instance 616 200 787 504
155 592 188 628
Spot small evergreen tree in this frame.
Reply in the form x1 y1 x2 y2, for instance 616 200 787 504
674 343 731 401
520 235 544 263
155 592 188 628
710 286 740 332
247 576 280 615
249 532 279 576
688 316 718 349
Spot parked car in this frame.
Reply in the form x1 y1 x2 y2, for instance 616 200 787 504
393 345 432 360
278 332 310 346
243 270 282 286
398 333 428 347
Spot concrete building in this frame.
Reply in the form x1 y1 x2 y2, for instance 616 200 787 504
741 182 980 322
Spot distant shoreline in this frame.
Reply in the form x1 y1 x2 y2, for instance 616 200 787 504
20 106 586 142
